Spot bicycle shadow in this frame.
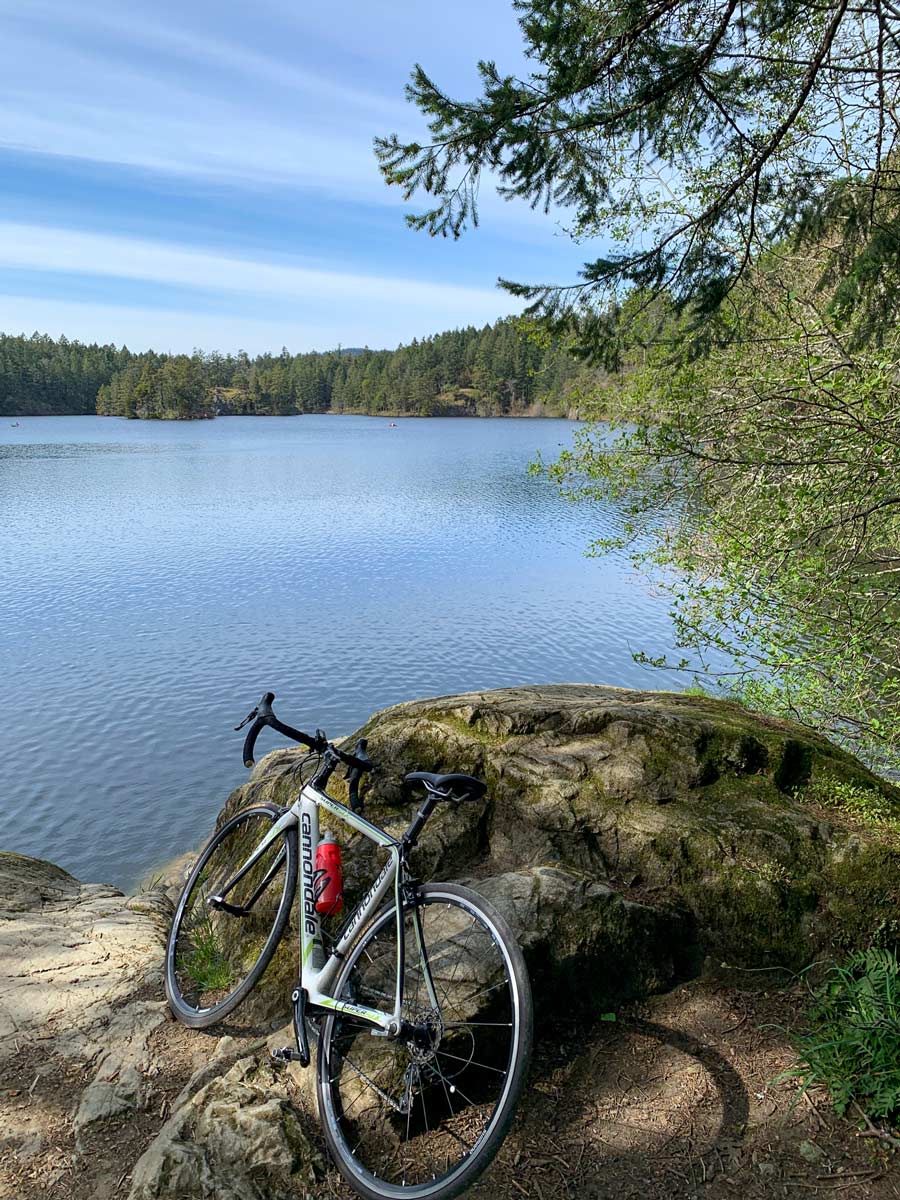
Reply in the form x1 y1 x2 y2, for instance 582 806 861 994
471 1008 754 1198
628 1017 750 1133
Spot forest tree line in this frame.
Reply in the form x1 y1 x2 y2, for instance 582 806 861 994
0 332 132 416
0 320 598 419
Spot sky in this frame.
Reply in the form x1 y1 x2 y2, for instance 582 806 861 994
0 0 587 354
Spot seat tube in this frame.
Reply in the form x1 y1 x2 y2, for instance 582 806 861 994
298 794 326 974
392 850 405 1026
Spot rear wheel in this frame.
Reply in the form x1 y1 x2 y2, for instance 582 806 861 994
317 882 532 1200
165 803 297 1028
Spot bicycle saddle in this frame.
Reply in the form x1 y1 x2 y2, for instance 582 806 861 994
404 771 486 800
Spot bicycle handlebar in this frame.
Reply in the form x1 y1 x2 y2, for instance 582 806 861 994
236 691 323 767
236 694 375 814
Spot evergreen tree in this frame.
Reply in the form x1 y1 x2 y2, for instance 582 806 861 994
376 0 899 365
372 0 900 764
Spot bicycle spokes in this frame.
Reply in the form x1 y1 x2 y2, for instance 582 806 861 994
167 808 295 1019
319 888 523 1191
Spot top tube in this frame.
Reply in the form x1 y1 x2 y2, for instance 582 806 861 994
299 780 398 851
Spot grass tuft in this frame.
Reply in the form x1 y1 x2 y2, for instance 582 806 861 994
183 921 235 993
803 775 900 833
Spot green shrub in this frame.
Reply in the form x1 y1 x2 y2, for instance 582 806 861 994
803 776 900 833
783 949 900 1126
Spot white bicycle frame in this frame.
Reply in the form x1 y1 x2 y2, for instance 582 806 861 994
225 776 434 1035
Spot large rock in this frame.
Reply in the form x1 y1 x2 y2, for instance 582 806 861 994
128 1053 323 1200
0 849 172 1167
216 686 900 1018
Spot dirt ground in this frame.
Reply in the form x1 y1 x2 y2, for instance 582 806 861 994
3 973 898 1200
464 976 900 1200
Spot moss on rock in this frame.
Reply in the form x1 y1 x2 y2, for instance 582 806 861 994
212 685 900 1015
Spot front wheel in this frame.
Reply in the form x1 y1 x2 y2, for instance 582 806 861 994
165 803 297 1028
317 882 533 1200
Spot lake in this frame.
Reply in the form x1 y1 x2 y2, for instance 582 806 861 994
2 414 696 890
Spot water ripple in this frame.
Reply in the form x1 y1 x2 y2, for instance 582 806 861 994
1 415 718 889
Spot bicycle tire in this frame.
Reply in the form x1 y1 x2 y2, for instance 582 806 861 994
165 803 297 1029
316 881 533 1200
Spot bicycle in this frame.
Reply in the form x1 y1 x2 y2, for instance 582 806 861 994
165 691 533 1200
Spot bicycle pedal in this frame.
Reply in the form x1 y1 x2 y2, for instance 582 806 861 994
270 1046 305 1064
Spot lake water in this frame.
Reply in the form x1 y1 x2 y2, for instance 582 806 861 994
2 415 695 890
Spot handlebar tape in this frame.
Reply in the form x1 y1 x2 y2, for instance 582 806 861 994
347 772 362 812
242 717 267 768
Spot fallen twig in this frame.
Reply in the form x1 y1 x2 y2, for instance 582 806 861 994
852 1101 900 1151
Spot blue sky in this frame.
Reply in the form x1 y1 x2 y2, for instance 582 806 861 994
0 0 586 354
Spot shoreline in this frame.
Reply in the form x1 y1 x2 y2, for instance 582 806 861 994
5 408 585 422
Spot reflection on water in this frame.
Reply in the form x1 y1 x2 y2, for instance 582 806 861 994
1 415 694 890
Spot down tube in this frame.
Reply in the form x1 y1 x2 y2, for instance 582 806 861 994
297 795 325 972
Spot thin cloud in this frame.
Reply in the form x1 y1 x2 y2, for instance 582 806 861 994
0 294 362 354
0 0 583 350
0 222 507 307
0 293 518 356
0 224 522 353
0 1 561 236
3 0 408 120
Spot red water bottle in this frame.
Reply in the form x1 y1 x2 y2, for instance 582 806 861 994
314 832 343 915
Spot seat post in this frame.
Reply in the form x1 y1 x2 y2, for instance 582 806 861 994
402 790 442 848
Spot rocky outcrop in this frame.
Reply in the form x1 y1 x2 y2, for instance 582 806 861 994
0 852 174 1186
3 686 899 1200
0 852 325 1200
0 852 169 1071
128 1054 323 1200
72 1000 169 1140
221 685 900 1017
